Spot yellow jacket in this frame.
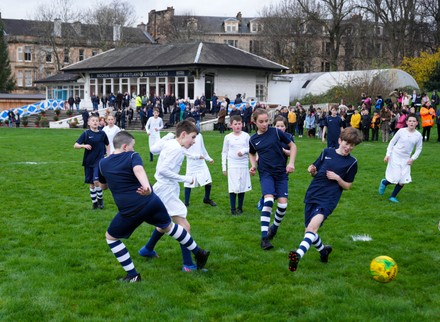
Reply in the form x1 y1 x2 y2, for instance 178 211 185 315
350 113 361 129
288 111 297 123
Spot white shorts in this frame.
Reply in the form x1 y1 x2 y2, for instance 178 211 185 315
227 167 252 193
385 155 412 185
184 166 212 188
153 182 187 218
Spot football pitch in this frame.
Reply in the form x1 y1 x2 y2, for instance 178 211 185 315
0 127 439 321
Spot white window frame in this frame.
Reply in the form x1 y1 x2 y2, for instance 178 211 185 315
17 47 23 62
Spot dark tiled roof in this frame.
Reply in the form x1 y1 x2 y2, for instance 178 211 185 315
62 42 287 72
34 73 81 83
3 18 152 44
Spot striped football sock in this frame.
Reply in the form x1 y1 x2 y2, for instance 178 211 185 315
90 187 97 204
166 223 199 255
296 231 317 258
261 197 274 238
106 239 138 277
273 202 287 232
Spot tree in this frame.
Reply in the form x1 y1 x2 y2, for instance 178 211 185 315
0 16 15 92
399 49 440 89
298 0 358 71
357 0 425 66
258 0 317 73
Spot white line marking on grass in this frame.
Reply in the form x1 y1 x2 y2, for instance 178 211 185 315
351 234 372 241
11 161 78 165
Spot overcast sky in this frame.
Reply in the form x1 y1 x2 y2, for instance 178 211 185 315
0 0 275 24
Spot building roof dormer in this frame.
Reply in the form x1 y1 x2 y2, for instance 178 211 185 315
223 17 239 33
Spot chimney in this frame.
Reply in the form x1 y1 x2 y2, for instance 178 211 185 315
236 12 242 21
113 24 121 42
54 18 62 37
73 21 81 36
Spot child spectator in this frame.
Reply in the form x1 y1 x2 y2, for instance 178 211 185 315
288 127 363 272
74 114 109 209
249 109 297 250
145 108 164 162
221 115 252 215
183 118 217 207
360 109 371 141
378 114 423 203
139 120 210 272
99 131 209 282
370 111 380 141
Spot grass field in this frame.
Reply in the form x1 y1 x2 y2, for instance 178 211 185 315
0 126 439 321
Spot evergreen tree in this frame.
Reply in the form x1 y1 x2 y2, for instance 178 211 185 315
0 15 15 93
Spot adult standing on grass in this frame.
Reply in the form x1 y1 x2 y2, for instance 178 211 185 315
99 131 210 282
378 114 423 203
74 114 109 210
420 101 436 142
249 108 296 250
288 127 363 272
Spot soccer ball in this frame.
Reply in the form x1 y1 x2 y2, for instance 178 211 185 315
370 256 398 283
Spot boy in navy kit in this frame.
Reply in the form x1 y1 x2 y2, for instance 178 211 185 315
139 120 210 272
99 131 210 282
249 108 297 250
288 127 362 272
322 105 344 148
74 114 109 209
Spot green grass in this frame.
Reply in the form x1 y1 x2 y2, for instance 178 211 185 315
0 127 439 321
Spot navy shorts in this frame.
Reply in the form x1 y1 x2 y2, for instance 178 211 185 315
84 165 99 184
107 193 171 239
304 203 333 227
259 172 288 199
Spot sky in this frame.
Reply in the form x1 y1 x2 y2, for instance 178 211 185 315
0 0 275 24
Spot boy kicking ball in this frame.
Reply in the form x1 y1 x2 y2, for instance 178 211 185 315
288 127 362 272
99 131 209 282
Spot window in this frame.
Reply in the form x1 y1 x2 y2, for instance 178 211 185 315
224 39 238 47
24 46 32 62
64 48 70 63
321 61 330 72
25 70 32 87
256 84 265 101
79 49 85 61
16 71 23 87
17 47 23 62
46 50 52 63
322 42 331 56
92 50 98 56
225 22 238 33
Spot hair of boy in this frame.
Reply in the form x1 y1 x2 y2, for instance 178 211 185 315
175 120 198 137
330 104 339 112
252 108 268 122
230 115 242 124
113 131 134 149
407 113 418 121
339 127 363 146
153 107 159 113
89 114 99 121
274 115 288 127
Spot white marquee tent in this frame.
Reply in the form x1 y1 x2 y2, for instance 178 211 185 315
280 69 419 102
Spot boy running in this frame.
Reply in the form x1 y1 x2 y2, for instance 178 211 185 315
139 120 210 272
378 114 422 203
288 127 363 272
99 131 209 282
249 108 297 250
74 114 109 209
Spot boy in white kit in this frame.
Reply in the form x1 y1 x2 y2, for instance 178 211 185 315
138 120 210 272
183 117 217 207
102 114 121 154
222 115 252 215
145 108 163 162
